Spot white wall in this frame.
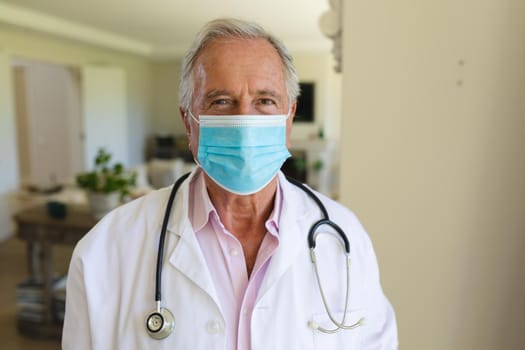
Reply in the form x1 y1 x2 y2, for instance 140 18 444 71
0 52 19 241
340 1 525 349
82 66 129 168
64 67 84 177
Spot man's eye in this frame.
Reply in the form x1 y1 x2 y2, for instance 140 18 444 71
258 98 276 105
212 99 230 105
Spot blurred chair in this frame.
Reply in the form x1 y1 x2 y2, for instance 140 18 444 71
148 158 196 189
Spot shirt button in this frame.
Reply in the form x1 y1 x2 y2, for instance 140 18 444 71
229 248 239 256
206 320 222 334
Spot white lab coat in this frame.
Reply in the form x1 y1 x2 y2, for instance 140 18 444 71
62 170 397 349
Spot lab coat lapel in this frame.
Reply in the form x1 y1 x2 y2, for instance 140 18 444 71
164 170 221 309
167 225 220 307
257 174 312 300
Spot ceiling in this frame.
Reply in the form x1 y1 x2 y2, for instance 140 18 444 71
0 0 333 58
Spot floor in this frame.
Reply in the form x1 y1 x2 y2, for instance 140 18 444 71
0 236 73 350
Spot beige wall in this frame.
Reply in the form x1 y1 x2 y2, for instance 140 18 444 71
151 60 185 136
341 1 525 349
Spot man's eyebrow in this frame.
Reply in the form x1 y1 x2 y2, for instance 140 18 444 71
205 90 231 99
204 89 284 100
256 89 283 99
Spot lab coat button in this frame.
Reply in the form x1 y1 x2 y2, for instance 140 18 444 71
206 320 221 334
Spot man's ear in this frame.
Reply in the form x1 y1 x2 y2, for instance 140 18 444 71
180 107 191 137
285 100 297 148
289 100 297 121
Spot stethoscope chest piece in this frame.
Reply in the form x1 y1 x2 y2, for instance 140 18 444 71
146 307 175 339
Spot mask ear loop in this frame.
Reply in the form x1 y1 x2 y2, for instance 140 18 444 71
184 109 203 168
186 109 201 125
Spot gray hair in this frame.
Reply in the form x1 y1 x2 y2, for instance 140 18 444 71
179 18 300 112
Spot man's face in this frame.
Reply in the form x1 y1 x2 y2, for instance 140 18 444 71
182 37 296 158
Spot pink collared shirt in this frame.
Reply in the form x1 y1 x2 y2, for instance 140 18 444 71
189 171 282 350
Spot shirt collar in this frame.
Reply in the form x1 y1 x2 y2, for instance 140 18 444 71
189 169 216 232
189 169 283 236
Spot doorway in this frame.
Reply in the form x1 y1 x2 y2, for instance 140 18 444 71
11 58 84 190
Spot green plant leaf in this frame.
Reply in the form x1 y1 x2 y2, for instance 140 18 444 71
76 148 136 199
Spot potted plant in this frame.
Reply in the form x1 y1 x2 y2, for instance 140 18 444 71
76 148 136 219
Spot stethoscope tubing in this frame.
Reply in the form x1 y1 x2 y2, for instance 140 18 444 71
285 176 350 254
154 172 191 303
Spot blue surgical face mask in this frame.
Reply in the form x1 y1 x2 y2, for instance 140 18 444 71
189 112 291 195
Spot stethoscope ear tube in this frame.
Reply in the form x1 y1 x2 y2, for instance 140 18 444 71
308 219 350 255
309 233 363 333
286 176 350 255
289 176 363 333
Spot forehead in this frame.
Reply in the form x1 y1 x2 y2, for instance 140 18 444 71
192 37 286 94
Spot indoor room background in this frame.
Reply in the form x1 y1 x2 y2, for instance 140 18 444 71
1 1 524 349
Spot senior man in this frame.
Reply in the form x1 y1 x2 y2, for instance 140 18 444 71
62 18 398 349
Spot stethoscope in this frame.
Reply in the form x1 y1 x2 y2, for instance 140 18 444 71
145 173 364 339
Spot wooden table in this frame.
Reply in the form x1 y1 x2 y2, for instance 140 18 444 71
14 204 98 339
